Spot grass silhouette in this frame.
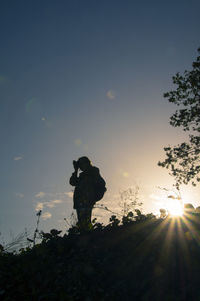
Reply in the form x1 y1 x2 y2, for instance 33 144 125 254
1 210 200 300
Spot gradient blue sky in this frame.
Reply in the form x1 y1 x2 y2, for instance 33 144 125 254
1 0 200 242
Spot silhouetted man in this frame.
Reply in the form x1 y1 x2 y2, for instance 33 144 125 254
69 156 106 230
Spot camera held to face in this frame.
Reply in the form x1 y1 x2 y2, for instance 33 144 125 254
73 160 79 170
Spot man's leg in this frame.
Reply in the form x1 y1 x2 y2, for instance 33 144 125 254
76 207 92 232
76 208 87 232
76 208 83 224
85 207 92 224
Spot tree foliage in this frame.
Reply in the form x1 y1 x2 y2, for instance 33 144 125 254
158 48 200 188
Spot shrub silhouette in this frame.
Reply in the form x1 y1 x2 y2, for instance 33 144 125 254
2 207 200 300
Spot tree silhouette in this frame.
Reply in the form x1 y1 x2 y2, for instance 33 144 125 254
158 48 200 188
184 203 195 215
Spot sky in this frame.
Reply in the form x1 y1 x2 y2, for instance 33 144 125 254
0 0 200 243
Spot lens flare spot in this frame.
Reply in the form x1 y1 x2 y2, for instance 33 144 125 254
106 89 116 100
122 171 129 178
74 139 82 146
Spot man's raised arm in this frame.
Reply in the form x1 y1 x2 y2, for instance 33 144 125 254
69 171 79 186
69 160 79 186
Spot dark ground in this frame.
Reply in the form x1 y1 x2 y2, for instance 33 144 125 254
1 216 200 301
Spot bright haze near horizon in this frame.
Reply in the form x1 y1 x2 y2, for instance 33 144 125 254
1 0 200 242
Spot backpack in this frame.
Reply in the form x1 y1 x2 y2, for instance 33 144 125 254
93 175 107 203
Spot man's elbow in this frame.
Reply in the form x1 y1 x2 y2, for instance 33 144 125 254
69 179 75 186
69 177 77 186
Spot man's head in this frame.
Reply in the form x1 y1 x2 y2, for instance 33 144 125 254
77 156 91 171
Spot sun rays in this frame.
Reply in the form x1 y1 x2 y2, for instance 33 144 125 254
157 209 200 262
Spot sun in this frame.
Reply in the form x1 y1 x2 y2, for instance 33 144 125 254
166 199 183 216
